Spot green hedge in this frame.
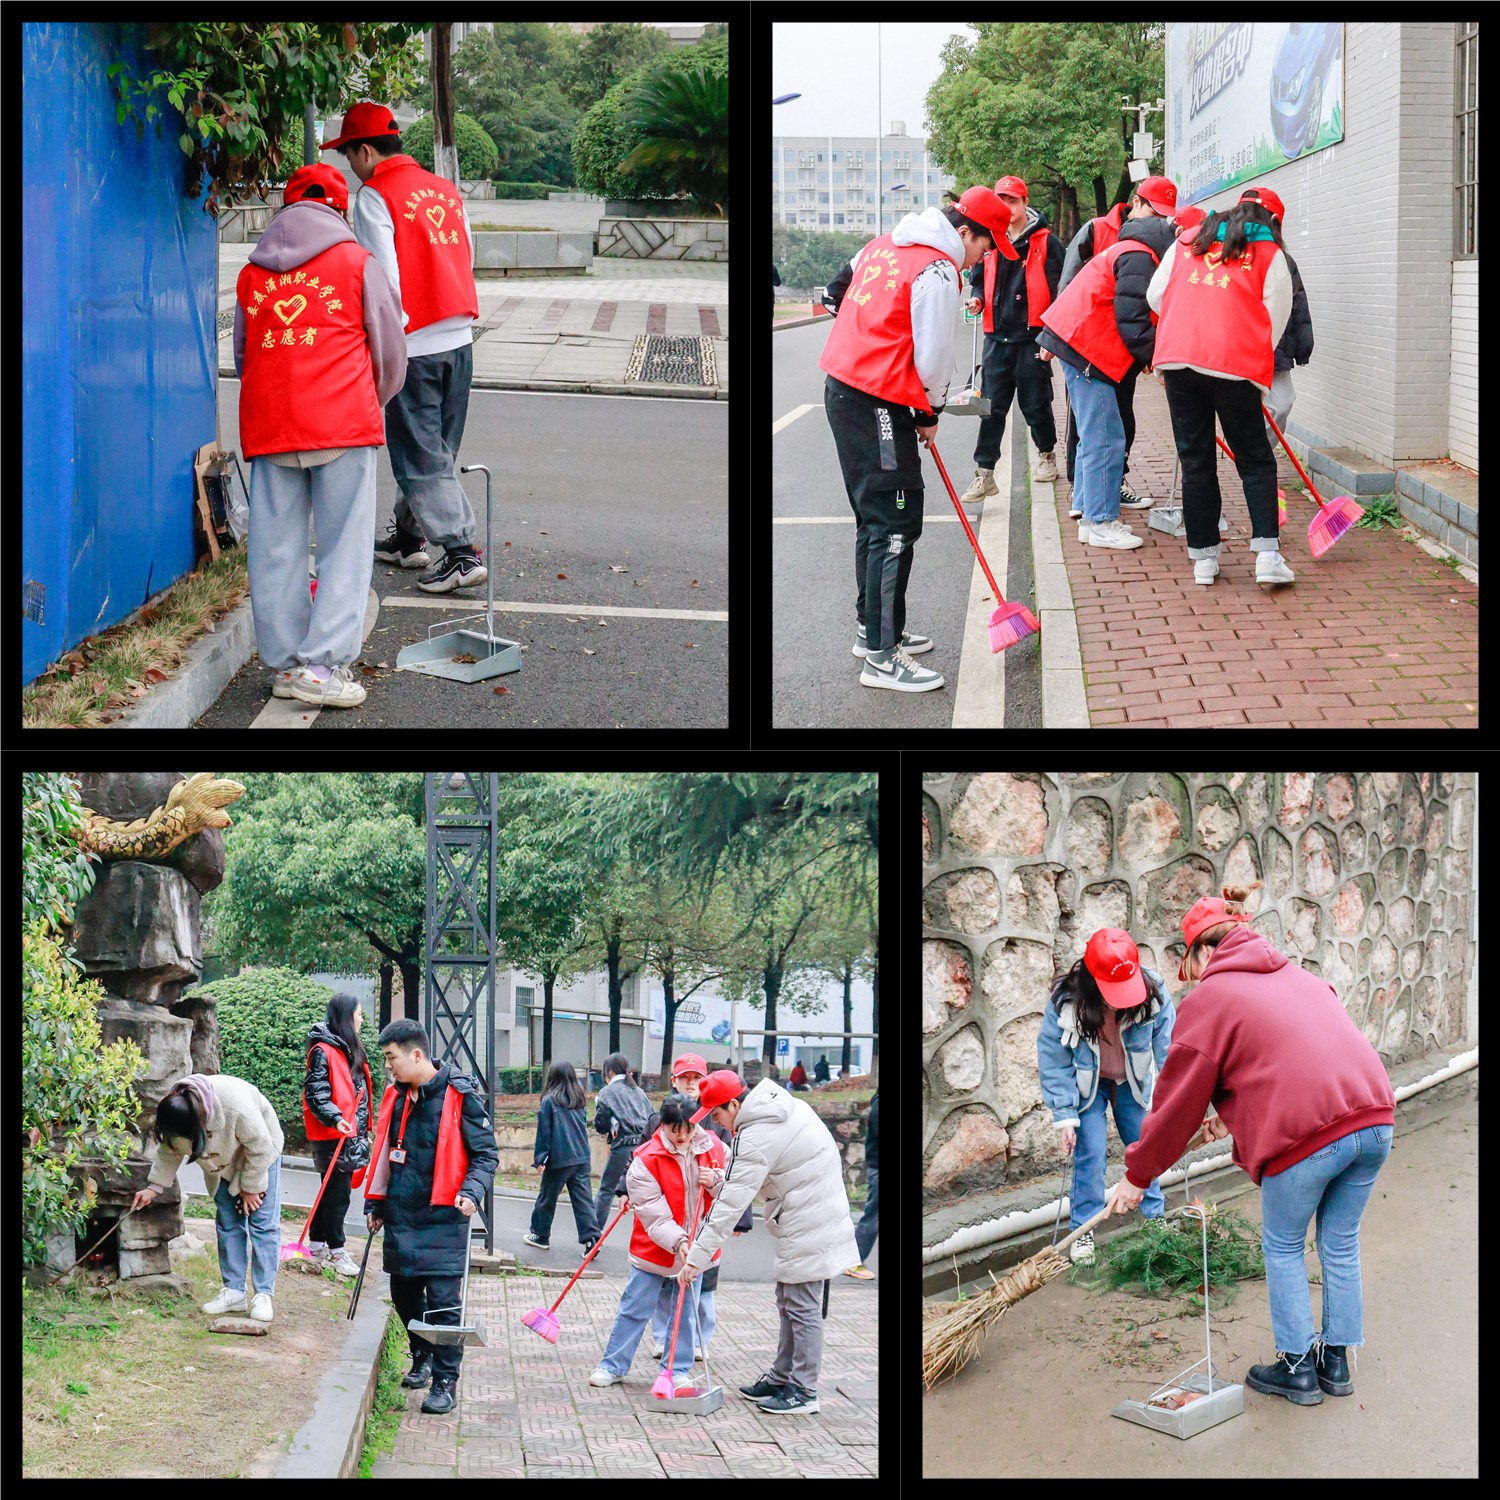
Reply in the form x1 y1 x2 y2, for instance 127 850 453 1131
185 967 378 1138
488 181 557 200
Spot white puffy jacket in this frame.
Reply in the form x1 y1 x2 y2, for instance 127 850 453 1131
685 1079 859 1284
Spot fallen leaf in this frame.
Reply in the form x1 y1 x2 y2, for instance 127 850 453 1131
1151 1330 1170 1341
690 580 700 588
583 648 596 655
376 662 390 669
685 642 697 648
91 678 108 694
143 667 168 684
557 572 568 580
493 685 510 694
450 653 478 664
504 541 512 547
609 565 627 573
130 685 147 698
597 618 608 627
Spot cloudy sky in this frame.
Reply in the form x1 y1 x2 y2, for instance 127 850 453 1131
770 21 975 139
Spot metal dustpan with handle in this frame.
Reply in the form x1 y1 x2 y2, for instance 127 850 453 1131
396 464 523 682
945 312 991 418
408 1211 488 1348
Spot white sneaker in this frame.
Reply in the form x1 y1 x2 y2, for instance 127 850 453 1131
1034 450 1059 483
852 624 933 657
328 1248 361 1277
589 1366 625 1387
860 645 945 693
1193 557 1220 585
202 1285 248 1316
959 467 998 503
271 669 298 699
1256 550 1295 585
1068 503 1083 519
249 1292 274 1323
1070 1231 1096 1265
288 664 367 708
1083 519 1144 550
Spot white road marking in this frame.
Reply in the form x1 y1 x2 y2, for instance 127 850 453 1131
773 515 966 524
381 597 727 623
772 404 817 435
950 487 1012 729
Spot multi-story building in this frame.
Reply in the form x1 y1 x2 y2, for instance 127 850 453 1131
773 121 956 233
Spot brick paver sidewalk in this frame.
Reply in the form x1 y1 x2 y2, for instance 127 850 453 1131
1044 373 1479 729
371 1270 879 1478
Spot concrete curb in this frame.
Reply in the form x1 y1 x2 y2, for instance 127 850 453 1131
1026 437 1090 727
772 313 830 332
217 363 725 402
277 1280 392 1479
115 597 257 729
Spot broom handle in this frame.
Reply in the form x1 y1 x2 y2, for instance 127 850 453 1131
1260 404 1328 508
48 1206 136 1285
544 1197 631 1315
929 439 1006 602
293 1134 345 1247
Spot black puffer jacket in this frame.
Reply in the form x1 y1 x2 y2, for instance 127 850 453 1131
1275 250 1314 372
865 1092 878 1172
371 1060 499 1277
303 1022 373 1172
966 205 1065 342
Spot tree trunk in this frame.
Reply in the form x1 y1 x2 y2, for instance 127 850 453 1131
377 959 393 1032
432 23 460 187
604 921 624 1054
1092 174 1108 220
542 969 555 1075
761 951 781 1070
1057 181 1080 244
400 957 421 1022
660 948 676 1079
840 959 853 1077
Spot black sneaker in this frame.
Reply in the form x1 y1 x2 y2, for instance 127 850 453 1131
739 1373 788 1402
374 520 431 568
401 1352 434 1389
759 1383 820 1414
420 1375 458 1414
1119 482 1154 509
417 546 488 594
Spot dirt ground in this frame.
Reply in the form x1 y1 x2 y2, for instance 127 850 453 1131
23 1219 375 1479
924 1093 1477 1478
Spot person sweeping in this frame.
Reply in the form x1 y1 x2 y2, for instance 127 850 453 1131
363 1019 498 1413
1037 929 1177 1265
1103 883 1396 1406
131 1073 284 1323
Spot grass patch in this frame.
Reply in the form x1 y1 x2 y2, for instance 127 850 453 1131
356 1312 409 1479
181 1194 312 1225
1354 492 1404 532
23 546 250 728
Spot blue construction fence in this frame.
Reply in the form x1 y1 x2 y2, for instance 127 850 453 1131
22 21 217 686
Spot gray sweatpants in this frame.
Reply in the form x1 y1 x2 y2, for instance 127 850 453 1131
1263 368 1296 449
247 447 376 671
768 1278 827 1394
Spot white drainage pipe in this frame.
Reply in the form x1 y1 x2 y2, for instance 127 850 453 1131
922 1047 1477 1267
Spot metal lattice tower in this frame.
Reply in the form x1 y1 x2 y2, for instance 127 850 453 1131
424 773 498 1248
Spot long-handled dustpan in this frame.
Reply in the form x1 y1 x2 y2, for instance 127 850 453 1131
408 1211 488 1348
945 313 991 418
651 1183 723 1414
396 464 524 681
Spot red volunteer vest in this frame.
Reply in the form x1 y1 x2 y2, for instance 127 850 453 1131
1151 234 1280 390
303 1043 374 1141
364 1081 468 1207
362 155 479 335
1040 239 1161 383
1090 203 1129 257
237 239 384 460
818 233 960 410
981 226 1052 333
627 1130 726 1271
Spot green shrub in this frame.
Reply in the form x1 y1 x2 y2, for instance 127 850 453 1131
185 967 378 1137
489 181 557 199
22 771 97 933
22 922 145 1267
401 112 501 181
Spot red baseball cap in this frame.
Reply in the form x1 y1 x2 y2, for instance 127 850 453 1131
688 1069 746 1124
1136 176 1178 215
1178 897 1252 979
1174 204 1208 232
1084 928 1147 1009
993 174 1029 200
955 185 1019 259
1239 186 1285 224
671 1053 708 1080
283 162 349 215
320 101 403 153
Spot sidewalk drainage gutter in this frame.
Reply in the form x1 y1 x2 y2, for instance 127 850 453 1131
922 1047 1478 1267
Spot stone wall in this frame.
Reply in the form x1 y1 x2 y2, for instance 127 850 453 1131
596 216 728 261
922 771 1475 1214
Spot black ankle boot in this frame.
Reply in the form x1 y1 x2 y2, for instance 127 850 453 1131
1246 1347 1324 1405
1314 1342 1352 1396
402 1351 434 1389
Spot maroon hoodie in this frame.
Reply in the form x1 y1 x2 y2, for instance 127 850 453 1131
1123 924 1395 1188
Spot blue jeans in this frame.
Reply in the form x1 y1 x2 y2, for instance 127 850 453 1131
1070 1078 1164 1229
213 1158 282 1297
1259 1123 1392 1354
387 342 477 549
1061 359 1127 524
855 1165 879 1262
651 1284 717 1355
601 1266 703 1379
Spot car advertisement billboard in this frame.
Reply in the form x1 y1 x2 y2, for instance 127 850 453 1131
1167 23 1344 205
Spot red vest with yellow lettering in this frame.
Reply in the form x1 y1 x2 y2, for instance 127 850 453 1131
1040 240 1160 383
981 226 1052 333
1151 234 1280 390
1089 203 1129 258
818 234 960 410
236 240 384 460
362 155 479 334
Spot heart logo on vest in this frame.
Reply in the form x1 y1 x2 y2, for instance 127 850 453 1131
274 294 308 325
426 204 446 230
859 262 881 287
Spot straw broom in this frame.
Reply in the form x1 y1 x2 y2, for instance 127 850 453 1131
923 1124 1209 1390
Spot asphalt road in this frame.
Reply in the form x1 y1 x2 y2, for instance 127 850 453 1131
179 1161 877 1286
773 317 1039 730
197 383 727 729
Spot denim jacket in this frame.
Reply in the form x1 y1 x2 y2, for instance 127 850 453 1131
1037 967 1176 1129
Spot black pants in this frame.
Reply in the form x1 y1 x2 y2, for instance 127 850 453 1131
389 1270 465 1378
530 1162 597 1246
973 333 1057 469
309 1139 356 1250
1067 363 1138 484
1162 367 1280 553
592 1141 635 1238
824 375 925 653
